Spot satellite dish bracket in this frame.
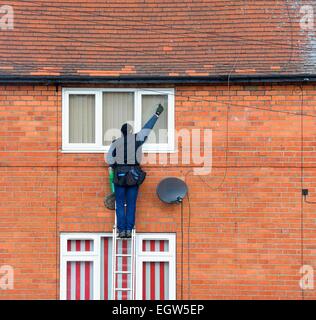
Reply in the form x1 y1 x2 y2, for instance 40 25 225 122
156 177 188 204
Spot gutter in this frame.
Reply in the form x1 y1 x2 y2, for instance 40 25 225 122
0 74 314 85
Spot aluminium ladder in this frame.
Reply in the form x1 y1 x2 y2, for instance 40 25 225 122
111 225 136 300
109 167 136 300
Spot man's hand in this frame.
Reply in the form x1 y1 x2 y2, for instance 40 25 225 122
155 104 164 116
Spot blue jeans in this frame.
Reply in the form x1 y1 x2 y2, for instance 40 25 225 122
114 184 139 232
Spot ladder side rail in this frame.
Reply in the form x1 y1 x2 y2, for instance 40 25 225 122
131 228 136 300
130 230 133 300
112 226 117 300
112 198 117 300
111 197 137 301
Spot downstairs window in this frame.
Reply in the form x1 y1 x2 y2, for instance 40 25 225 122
60 233 176 300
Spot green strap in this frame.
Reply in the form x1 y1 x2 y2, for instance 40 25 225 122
109 167 115 193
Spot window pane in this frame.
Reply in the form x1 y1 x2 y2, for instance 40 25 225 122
101 237 113 300
142 240 169 252
67 261 93 300
142 261 169 300
67 240 94 252
142 95 168 144
69 94 95 143
103 92 134 146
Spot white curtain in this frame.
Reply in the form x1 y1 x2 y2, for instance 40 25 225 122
103 92 134 146
142 95 168 144
69 94 95 143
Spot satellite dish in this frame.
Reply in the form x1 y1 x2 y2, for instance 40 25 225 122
157 177 188 204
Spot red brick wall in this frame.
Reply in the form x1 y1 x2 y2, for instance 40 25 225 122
0 83 316 299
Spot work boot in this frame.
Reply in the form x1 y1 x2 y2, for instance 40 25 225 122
118 231 126 239
126 230 132 238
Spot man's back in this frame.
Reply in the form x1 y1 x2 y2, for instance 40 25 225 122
107 105 164 167
108 133 143 166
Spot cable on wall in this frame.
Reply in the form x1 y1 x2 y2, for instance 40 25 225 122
180 200 184 300
0 7 312 119
186 191 192 300
55 84 59 299
181 0 295 297
194 47 241 191
182 46 242 298
299 84 305 300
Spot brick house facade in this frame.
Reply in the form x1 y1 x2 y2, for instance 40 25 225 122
1 1 316 300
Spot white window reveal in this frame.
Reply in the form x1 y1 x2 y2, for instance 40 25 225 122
136 234 174 300
62 88 175 153
60 234 100 300
60 233 176 300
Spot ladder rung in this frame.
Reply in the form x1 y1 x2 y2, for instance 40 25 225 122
115 288 132 291
112 224 136 300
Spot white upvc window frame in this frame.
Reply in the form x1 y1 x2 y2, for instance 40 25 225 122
62 88 175 153
60 233 102 300
135 233 176 300
60 233 176 301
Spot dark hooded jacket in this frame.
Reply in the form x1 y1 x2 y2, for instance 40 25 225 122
106 114 159 167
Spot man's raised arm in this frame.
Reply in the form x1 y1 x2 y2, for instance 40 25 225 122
136 104 164 144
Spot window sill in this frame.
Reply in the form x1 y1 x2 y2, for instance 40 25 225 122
61 148 177 154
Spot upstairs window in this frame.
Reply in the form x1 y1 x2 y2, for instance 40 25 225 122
62 88 175 153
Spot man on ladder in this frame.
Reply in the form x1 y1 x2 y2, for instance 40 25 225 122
106 104 164 239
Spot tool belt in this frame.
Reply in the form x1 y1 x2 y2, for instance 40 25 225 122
113 165 146 187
